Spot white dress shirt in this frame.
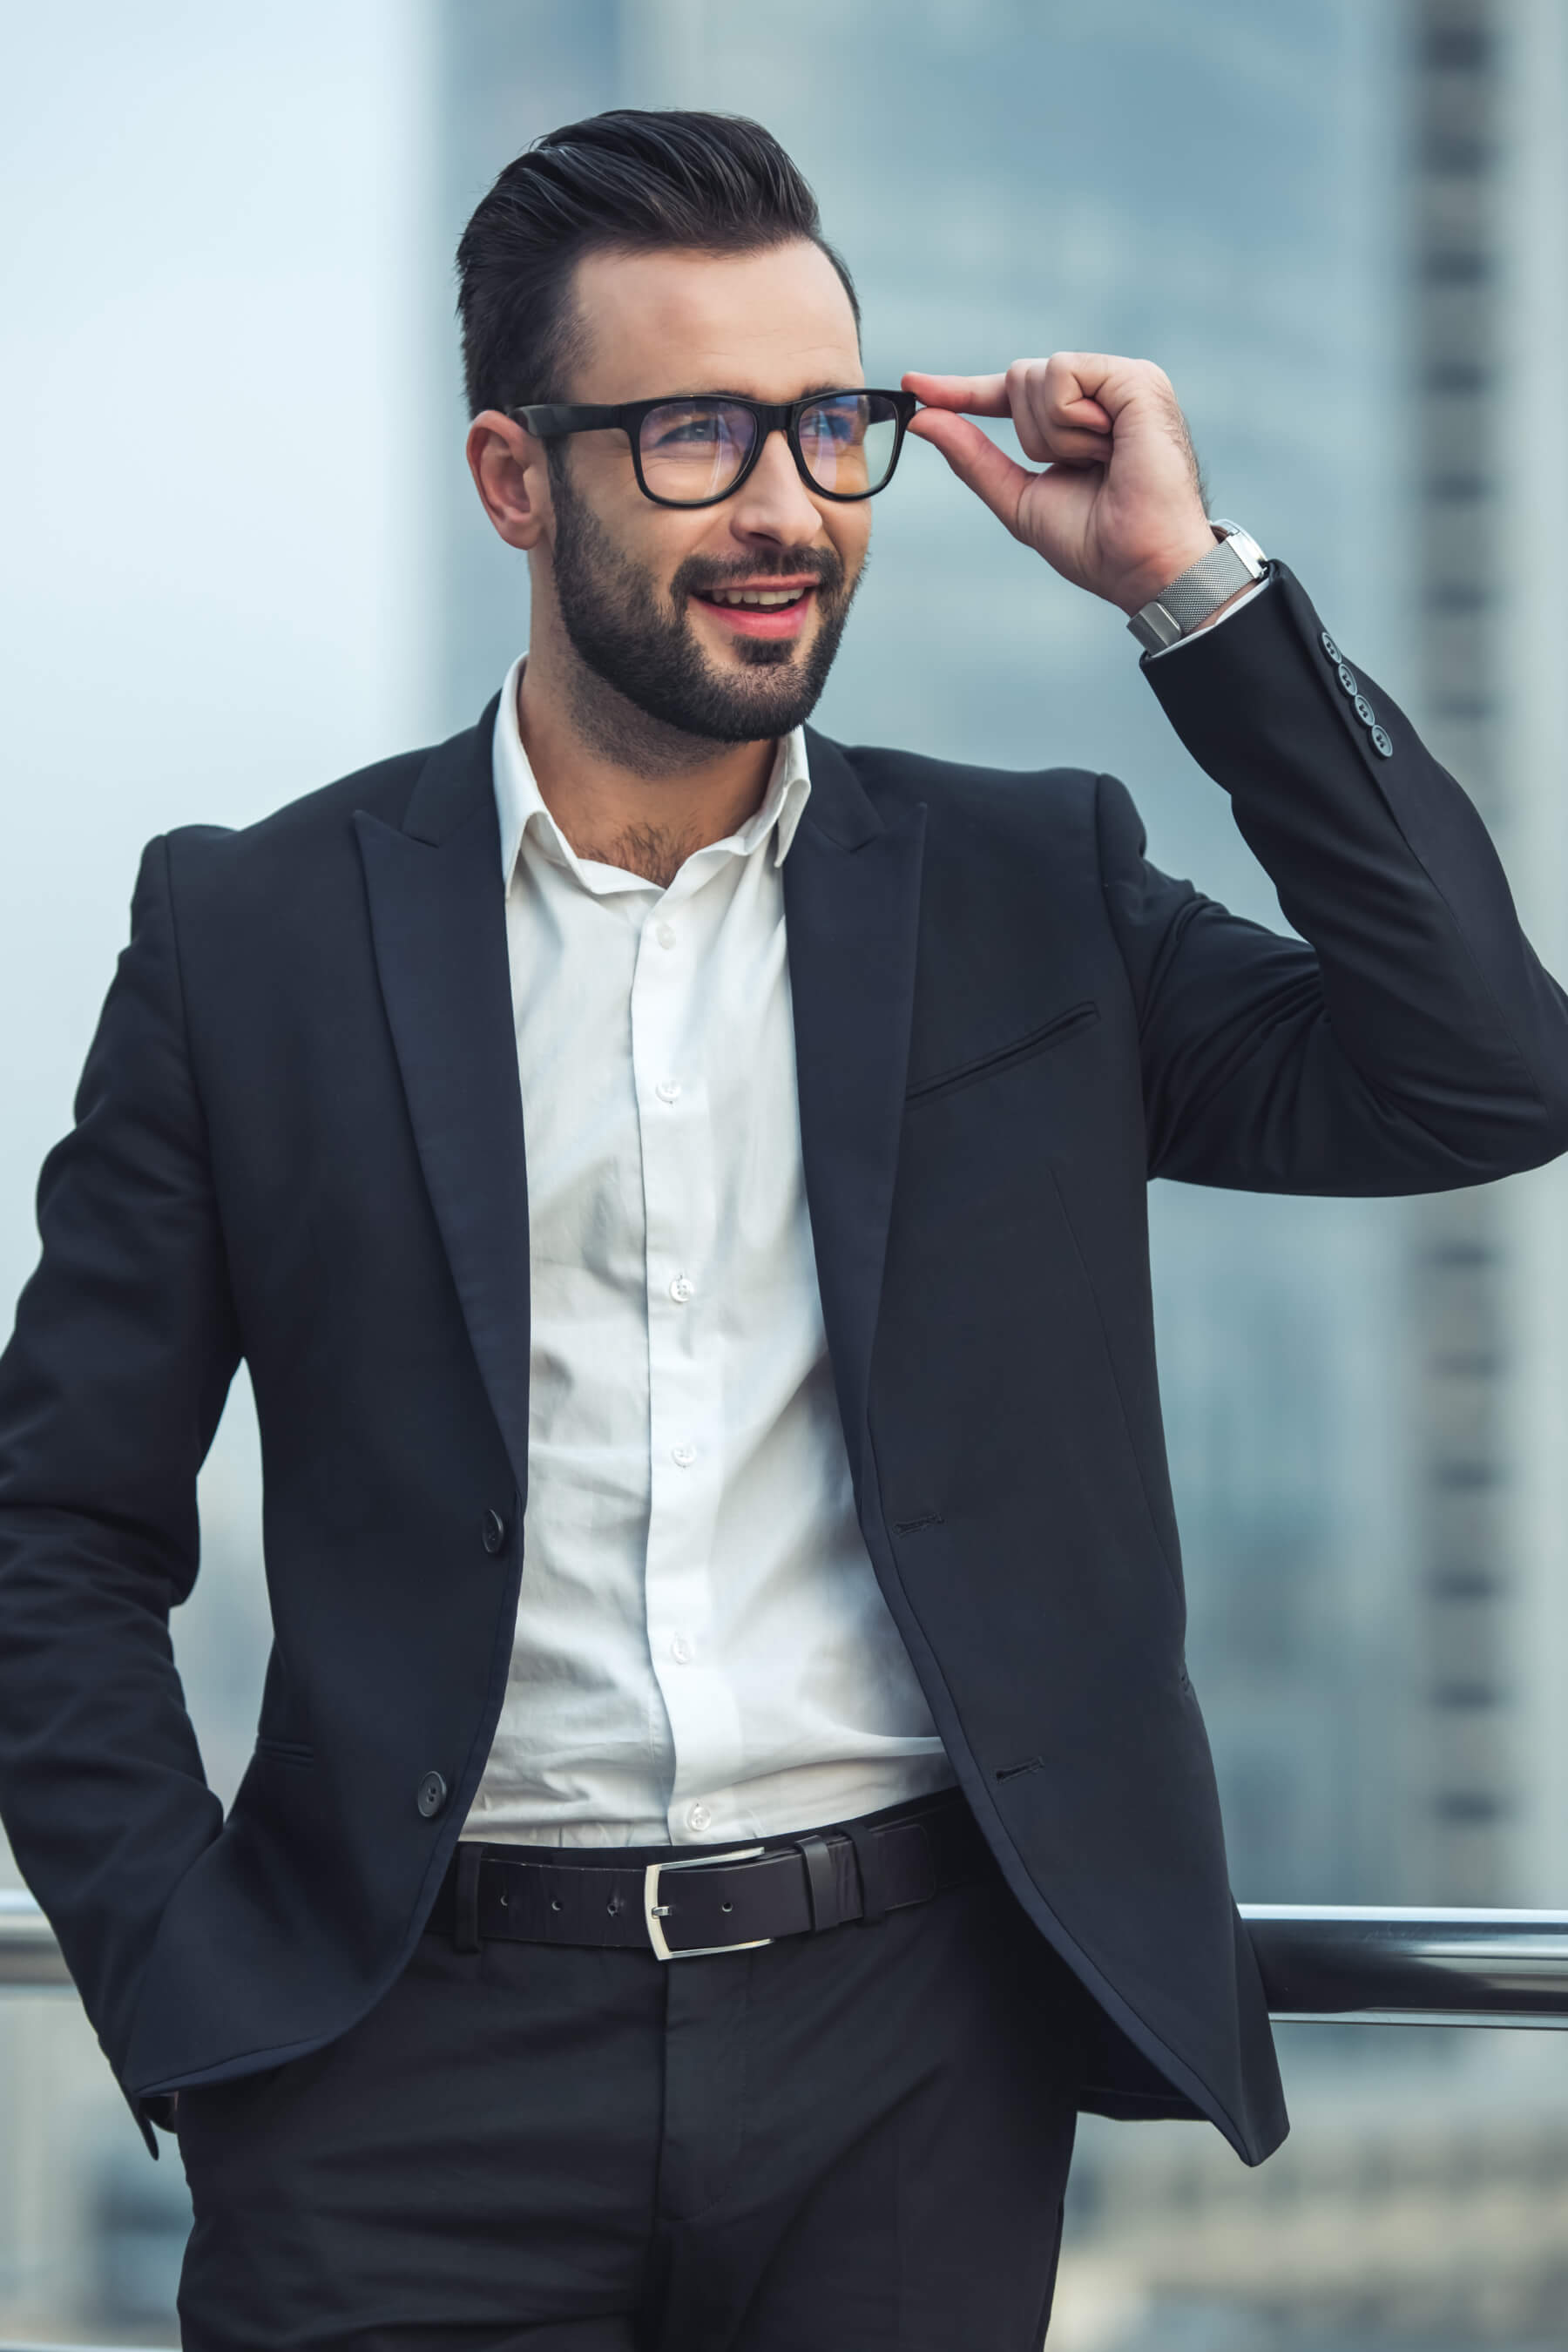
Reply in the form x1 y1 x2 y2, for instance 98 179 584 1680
463 659 954 1848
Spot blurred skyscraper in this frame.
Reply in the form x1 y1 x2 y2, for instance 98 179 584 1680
1402 0 1568 1919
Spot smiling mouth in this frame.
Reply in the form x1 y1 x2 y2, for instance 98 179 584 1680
687 582 819 642
693 585 812 610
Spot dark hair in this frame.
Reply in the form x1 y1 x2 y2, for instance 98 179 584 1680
456 109 859 417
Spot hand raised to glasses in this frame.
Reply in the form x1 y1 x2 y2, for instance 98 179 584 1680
903 355 1220 619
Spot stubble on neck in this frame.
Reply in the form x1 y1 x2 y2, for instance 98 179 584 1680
517 639 777 887
571 815 708 890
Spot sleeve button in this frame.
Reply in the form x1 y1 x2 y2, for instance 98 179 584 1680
1321 629 1342 662
1370 726 1394 758
481 1509 507 1555
417 1771 449 1820
1336 662 1359 697
1354 693 1376 727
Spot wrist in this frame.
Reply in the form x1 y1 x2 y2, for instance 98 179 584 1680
1125 520 1268 652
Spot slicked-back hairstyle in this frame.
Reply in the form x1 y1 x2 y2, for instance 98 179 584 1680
456 109 859 418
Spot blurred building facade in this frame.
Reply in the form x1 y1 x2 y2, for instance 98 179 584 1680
3 1 1568 2344
1402 0 1568 1929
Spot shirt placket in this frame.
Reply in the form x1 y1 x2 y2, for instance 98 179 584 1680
631 870 744 1842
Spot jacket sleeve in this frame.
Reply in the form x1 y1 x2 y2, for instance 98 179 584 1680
1098 564 1568 1193
0 835 237 2085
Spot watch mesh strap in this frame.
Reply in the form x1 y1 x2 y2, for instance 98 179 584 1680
1128 531 1259 652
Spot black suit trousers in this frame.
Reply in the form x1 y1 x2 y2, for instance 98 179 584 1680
174 1827 1083 2352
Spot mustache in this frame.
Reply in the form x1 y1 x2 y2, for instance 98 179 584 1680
671 546 848 601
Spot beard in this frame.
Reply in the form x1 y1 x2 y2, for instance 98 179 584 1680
546 461 861 755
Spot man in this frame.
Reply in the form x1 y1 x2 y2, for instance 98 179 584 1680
1 105 1565 2350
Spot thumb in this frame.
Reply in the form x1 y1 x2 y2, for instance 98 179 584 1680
907 409 1030 537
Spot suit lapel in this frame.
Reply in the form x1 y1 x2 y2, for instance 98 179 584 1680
352 711 921 1510
787 731 926 1488
355 699 532 1502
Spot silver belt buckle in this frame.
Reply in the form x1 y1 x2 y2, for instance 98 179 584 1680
644 1844 774 1961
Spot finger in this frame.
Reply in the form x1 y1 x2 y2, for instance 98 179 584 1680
1012 409 1113 468
1060 396 1113 434
905 409 1033 533
1047 351 1184 441
1036 425 1113 465
1010 359 1112 463
1043 351 1136 417
902 369 1013 418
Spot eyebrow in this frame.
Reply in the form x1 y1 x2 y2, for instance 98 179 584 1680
671 383 860 402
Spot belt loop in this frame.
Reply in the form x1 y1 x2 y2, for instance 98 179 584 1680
844 1821 887 1926
794 1833 841 1930
452 1842 483 1954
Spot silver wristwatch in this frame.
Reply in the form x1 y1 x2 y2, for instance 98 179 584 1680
1126 518 1267 652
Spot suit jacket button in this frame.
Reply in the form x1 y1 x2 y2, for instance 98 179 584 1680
481 1509 506 1555
1336 662 1358 697
1370 726 1394 758
417 1771 449 1820
1354 693 1376 727
1321 629 1342 662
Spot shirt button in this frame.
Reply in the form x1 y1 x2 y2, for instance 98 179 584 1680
656 1078 681 1104
655 922 677 950
672 1443 697 1469
686 1802 712 1833
669 1273 695 1304
671 1635 694 1664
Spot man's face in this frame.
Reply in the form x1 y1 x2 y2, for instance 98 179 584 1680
538 240 873 743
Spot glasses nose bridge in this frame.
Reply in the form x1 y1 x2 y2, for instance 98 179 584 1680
735 405 821 510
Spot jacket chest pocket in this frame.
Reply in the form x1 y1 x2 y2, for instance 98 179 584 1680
906 1001 1100 1108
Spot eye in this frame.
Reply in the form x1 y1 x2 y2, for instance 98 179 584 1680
648 412 726 451
801 402 862 450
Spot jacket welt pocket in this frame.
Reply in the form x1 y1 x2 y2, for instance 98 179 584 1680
253 1736 315 1769
906 1001 1100 1106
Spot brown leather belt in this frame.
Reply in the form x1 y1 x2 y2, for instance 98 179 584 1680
425 1790 992 1961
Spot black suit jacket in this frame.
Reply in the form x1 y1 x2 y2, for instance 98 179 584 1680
2 566 1565 2166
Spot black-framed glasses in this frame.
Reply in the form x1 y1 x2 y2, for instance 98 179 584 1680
510 389 919 508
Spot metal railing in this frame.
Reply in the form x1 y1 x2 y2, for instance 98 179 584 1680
5 1885 1568 2023
0 1892 71 1988
1242 1902 1568 2028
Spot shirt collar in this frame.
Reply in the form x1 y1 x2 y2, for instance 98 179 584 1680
491 654 812 891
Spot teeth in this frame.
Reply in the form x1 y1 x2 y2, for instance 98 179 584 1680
710 588 805 607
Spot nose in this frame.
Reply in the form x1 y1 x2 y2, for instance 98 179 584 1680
726 424 825 545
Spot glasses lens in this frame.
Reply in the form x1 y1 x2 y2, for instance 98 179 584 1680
797 394 900 497
638 399 759 504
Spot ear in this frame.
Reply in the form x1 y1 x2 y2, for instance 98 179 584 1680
466 409 553 551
